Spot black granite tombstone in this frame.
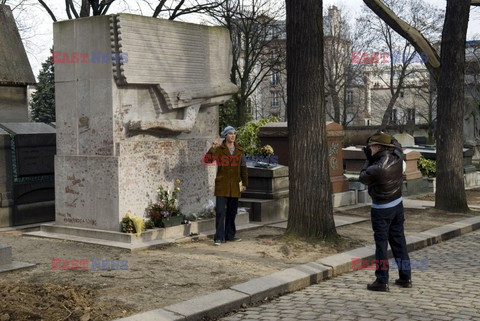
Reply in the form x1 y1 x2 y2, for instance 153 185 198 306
0 123 55 226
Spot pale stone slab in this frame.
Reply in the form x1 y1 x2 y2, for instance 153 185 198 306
0 244 12 264
114 309 185 321
0 261 35 273
164 289 249 321
405 234 431 251
268 214 367 229
332 190 357 207
317 245 376 276
231 263 332 303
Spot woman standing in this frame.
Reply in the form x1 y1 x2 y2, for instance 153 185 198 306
205 126 248 245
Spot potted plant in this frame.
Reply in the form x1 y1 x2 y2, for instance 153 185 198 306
146 180 184 228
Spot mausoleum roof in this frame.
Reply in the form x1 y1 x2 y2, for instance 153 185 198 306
0 5 36 85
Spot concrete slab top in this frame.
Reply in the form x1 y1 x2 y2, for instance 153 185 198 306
267 214 368 229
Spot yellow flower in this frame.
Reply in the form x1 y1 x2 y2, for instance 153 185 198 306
175 179 181 184
176 187 181 191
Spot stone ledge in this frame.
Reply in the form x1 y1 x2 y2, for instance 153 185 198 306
25 212 250 251
113 309 186 321
230 262 331 303
163 289 250 321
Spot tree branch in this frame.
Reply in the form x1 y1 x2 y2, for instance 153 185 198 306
153 0 167 18
37 0 57 21
66 0 79 18
363 0 440 82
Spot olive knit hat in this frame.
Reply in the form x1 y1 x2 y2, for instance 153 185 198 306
367 131 395 147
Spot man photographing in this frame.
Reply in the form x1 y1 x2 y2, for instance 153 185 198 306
359 131 412 292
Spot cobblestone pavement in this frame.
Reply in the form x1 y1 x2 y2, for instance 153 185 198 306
220 230 480 321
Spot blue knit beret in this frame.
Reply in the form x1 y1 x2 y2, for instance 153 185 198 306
221 126 236 138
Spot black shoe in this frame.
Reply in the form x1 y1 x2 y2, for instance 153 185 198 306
226 237 242 242
367 280 389 292
395 279 413 288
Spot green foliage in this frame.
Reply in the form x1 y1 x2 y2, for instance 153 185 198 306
219 98 239 129
219 97 253 130
417 156 436 178
31 55 55 123
236 117 279 156
144 219 155 229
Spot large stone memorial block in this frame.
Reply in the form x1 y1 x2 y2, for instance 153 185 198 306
0 123 55 226
54 15 237 231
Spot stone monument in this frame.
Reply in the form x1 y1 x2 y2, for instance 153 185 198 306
51 14 237 233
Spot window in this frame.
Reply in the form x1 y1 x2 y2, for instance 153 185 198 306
271 92 279 108
347 91 353 105
407 108 415 122
271 71 279 86
389 108 397 124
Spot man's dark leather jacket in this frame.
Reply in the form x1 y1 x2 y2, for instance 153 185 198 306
359 141 403 204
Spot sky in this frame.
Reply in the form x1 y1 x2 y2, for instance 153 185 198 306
12 0 480 79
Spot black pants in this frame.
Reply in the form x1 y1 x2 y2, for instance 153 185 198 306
214 196 238 242
371 202 411 284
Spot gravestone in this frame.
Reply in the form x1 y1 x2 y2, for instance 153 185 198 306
240 165 289 222
258 121 349 193
393 132 415 148
52 14 237 233
0 243 35 273
0 123 55 226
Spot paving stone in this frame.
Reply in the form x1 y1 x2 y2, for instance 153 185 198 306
220 230 480 321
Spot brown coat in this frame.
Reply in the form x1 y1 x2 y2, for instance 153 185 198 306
205 142 248 198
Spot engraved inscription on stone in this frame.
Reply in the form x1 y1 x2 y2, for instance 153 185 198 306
16 146 55 176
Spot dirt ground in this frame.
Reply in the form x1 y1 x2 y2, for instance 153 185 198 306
1 193 479 321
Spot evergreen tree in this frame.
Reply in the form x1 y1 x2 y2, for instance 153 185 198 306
31 56 55 123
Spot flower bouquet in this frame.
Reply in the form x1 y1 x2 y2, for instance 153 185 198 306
146 180 183 228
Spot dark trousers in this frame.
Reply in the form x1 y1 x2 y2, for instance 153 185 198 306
371 202 411 284
214 196 239 242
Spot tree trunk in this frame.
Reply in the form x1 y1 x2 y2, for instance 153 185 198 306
435 0 470 212
286 0 336 239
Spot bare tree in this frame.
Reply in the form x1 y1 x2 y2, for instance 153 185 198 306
206 0 286 126
286 0 336 239
34 0 223 21
324 6 366 127
363 0 473 213
465 34 480 106
358 0 443 127
411 70 437 144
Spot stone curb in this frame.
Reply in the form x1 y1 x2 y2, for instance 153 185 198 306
114 215 480 321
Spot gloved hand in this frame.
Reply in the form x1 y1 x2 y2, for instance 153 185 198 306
363 146 372 161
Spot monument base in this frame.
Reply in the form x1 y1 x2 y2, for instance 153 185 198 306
25 211 250 251
240 190 358 223
402 178 431 196
240 197 288 222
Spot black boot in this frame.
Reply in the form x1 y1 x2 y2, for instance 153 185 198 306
367 280 389 292
395 279 413 288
